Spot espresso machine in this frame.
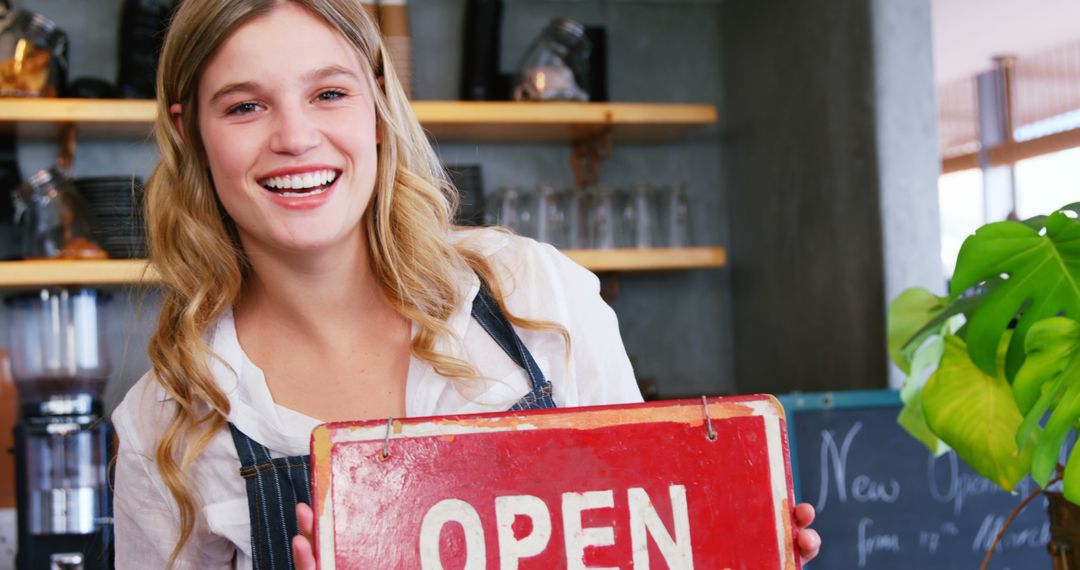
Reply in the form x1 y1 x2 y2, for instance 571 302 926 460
7 288 113 570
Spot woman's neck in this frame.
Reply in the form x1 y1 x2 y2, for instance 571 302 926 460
235 231 395 338
231 232 413 422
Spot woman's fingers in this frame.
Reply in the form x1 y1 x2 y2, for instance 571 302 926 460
297 502 314 538
794 503 819 561
797 528 822 562
294 502 316 570
794 503 815 527
293 534 316 570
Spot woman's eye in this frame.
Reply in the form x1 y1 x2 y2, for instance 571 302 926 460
317 90 347 102
227 102 259 116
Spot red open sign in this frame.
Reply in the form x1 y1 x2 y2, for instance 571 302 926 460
311 396 799 569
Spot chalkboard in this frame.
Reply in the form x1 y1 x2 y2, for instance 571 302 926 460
779 390 1052 570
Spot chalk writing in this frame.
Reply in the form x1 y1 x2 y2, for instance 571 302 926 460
917 523 958 554
856 518 900 568
816 423 901 511
971 515 1049 552
927 453 1025 515
851 475 900 503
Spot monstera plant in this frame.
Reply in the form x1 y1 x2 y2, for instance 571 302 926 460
889 202 1080 558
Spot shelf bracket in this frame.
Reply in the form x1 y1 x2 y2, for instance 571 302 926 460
57 122 76 173
571 128 613 188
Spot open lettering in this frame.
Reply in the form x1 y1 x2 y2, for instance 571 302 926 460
418 485 694 569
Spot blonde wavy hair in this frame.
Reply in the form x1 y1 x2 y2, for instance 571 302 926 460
144 0 567 564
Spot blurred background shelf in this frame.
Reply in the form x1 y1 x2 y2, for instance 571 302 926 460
0 247 727 287
0 259 155 288
0 98 717 142
564 247 727 272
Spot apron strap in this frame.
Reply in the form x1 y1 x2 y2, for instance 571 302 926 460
470 284 556 409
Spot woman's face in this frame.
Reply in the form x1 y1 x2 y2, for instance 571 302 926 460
196 2 379 259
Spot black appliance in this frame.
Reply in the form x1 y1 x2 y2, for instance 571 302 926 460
8 289 113 570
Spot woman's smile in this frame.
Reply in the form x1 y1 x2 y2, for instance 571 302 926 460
256 166 343 210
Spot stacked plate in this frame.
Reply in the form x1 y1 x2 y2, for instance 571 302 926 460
74 177 146 259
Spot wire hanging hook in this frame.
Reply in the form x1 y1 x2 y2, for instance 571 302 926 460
701 396 716 441
380 417 394 460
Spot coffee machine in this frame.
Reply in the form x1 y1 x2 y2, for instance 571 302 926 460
7 288 113 570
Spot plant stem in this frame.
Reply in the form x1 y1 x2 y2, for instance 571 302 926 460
979 475 1063 570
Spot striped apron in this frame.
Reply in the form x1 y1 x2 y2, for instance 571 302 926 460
227 285 558 569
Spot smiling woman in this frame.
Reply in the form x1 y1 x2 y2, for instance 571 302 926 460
108 2 817 569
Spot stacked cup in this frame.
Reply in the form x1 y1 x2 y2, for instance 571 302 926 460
488 183 693 249
74 177 147 259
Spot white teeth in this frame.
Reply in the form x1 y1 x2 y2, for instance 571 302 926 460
280 186 330 198
259 169 338 191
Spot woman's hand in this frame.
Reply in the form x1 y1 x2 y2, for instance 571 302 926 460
795 503 821 563
293 502 317 570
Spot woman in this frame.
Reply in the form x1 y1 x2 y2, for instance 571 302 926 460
112 0 820 568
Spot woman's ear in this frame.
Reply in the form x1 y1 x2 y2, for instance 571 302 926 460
169 103 184 136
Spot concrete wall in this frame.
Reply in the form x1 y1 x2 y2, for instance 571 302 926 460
870 0 946 386
5 0 737 412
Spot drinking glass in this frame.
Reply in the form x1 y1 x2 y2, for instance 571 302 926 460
589 184 619 249
532 184 564 246
625 183 658 248
561 187 590 249
658 183 693 247
490 186 532 236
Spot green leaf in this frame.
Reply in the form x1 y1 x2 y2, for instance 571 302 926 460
898 334 950 455
922 334 1034 491
1023 215 1049 231
888 288 948 373
1014 375 1063 454
1060 202 1080 219
1012 317 1080 487
949 212 1080 380
1032 381 1080 487
1014 317 1080 414
1064 438 1080 504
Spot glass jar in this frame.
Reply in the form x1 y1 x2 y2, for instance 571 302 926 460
13 167 104 259
514 17 591 102
0 4 69 97
5 288 110 405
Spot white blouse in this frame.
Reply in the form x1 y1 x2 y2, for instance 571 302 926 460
112 229 643 569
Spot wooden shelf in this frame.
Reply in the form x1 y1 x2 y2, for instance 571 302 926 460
415 101 717 142
0 259 156 288
563 247 727 272
0 247 726 287
0 98 157 138
0 98 717 142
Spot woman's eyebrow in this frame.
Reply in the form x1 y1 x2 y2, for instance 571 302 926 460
208 81 261 106
207 65 361 106
303 64 360 83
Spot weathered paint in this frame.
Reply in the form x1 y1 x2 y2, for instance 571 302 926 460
311 424 334 512
310 396 798 569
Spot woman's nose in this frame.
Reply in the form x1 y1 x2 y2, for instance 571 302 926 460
269 104 321 155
